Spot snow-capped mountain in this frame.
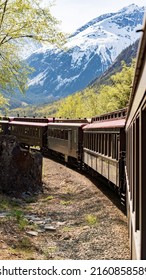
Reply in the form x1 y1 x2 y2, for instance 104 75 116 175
18 4 145 105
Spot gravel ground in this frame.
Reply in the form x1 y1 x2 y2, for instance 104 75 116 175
0 157 130 260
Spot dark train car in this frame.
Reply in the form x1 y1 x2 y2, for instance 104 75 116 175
125 15 146 259
0 119 10 135
47 122 87 165
9 120 49 148
0 117 13 135
83 109 126 199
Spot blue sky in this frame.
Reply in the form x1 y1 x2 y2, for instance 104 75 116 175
42 0 145 33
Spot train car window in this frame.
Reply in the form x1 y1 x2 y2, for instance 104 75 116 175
132 123 135 212
64 130 68 140
53 129 56 138
117 135 120 160
92 133 94 151
56 129 60 138
93 133 95 151
34 127 39 138
94 133 97 152
108 134 111 157
74 130 77 144
84 133 87 148
97 133 99 153
116 135 120 160
98 134 101 153
100 134 102 154
29 127 33 137
88 134 90 149
60 129 63 139
24 127 29 135
104 134 107 156
88 133 90 149
89 133 91 150
135 117 139 230
111 134 116 159
86 133 89 149
101 134 104 154
93 134 95 151
90 133 92 150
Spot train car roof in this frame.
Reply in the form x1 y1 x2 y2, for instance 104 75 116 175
13 117 53 123
47 122 87 128
91 108 127 122
54 118 89 123
83 118 125 129
9 121 49 127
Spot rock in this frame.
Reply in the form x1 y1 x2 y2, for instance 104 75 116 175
0 135 43 196
0 212 9 218
26 231 38 236
44 225 56 231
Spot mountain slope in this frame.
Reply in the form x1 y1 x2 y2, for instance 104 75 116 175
90 39 139 89
10 4 145 106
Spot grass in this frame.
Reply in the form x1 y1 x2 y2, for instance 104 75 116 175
42 195 54 202
62 226 73 232
60 200 72 206
85 214 98 226
8 209 29 230
43 246 57 259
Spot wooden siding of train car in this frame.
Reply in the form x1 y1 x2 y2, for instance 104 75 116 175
126 98 146 260
47 123 85 162
0 120 10 135
10 122 48 148
83 122 125 189
125 15 146 260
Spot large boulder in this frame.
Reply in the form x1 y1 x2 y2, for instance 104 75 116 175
0 135 43 196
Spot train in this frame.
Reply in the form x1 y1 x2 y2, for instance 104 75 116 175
125 14 146 259
0 13 146 260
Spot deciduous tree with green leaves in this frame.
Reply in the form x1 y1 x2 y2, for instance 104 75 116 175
96 60 135 114
56 60 135 118
0 0 65 108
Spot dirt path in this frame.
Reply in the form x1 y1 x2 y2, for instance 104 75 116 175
0 157 130 260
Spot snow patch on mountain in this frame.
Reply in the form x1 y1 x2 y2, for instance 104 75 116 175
16 4 145 106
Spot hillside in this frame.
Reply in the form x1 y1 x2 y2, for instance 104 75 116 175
90 39 139 90
6 4 144 108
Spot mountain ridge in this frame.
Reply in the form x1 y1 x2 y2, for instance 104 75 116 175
7 4 145 107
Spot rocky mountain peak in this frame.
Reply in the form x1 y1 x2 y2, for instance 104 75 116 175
9 4 145 107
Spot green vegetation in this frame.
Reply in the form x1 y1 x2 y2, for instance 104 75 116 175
85 214 98 226
56 88 99 118
7 59 135 118
8 209 28 230
60 200 72 206
8 99 61 117
0 0 65 108
42 195 54 202
56 60 135 118
96 60 135 114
